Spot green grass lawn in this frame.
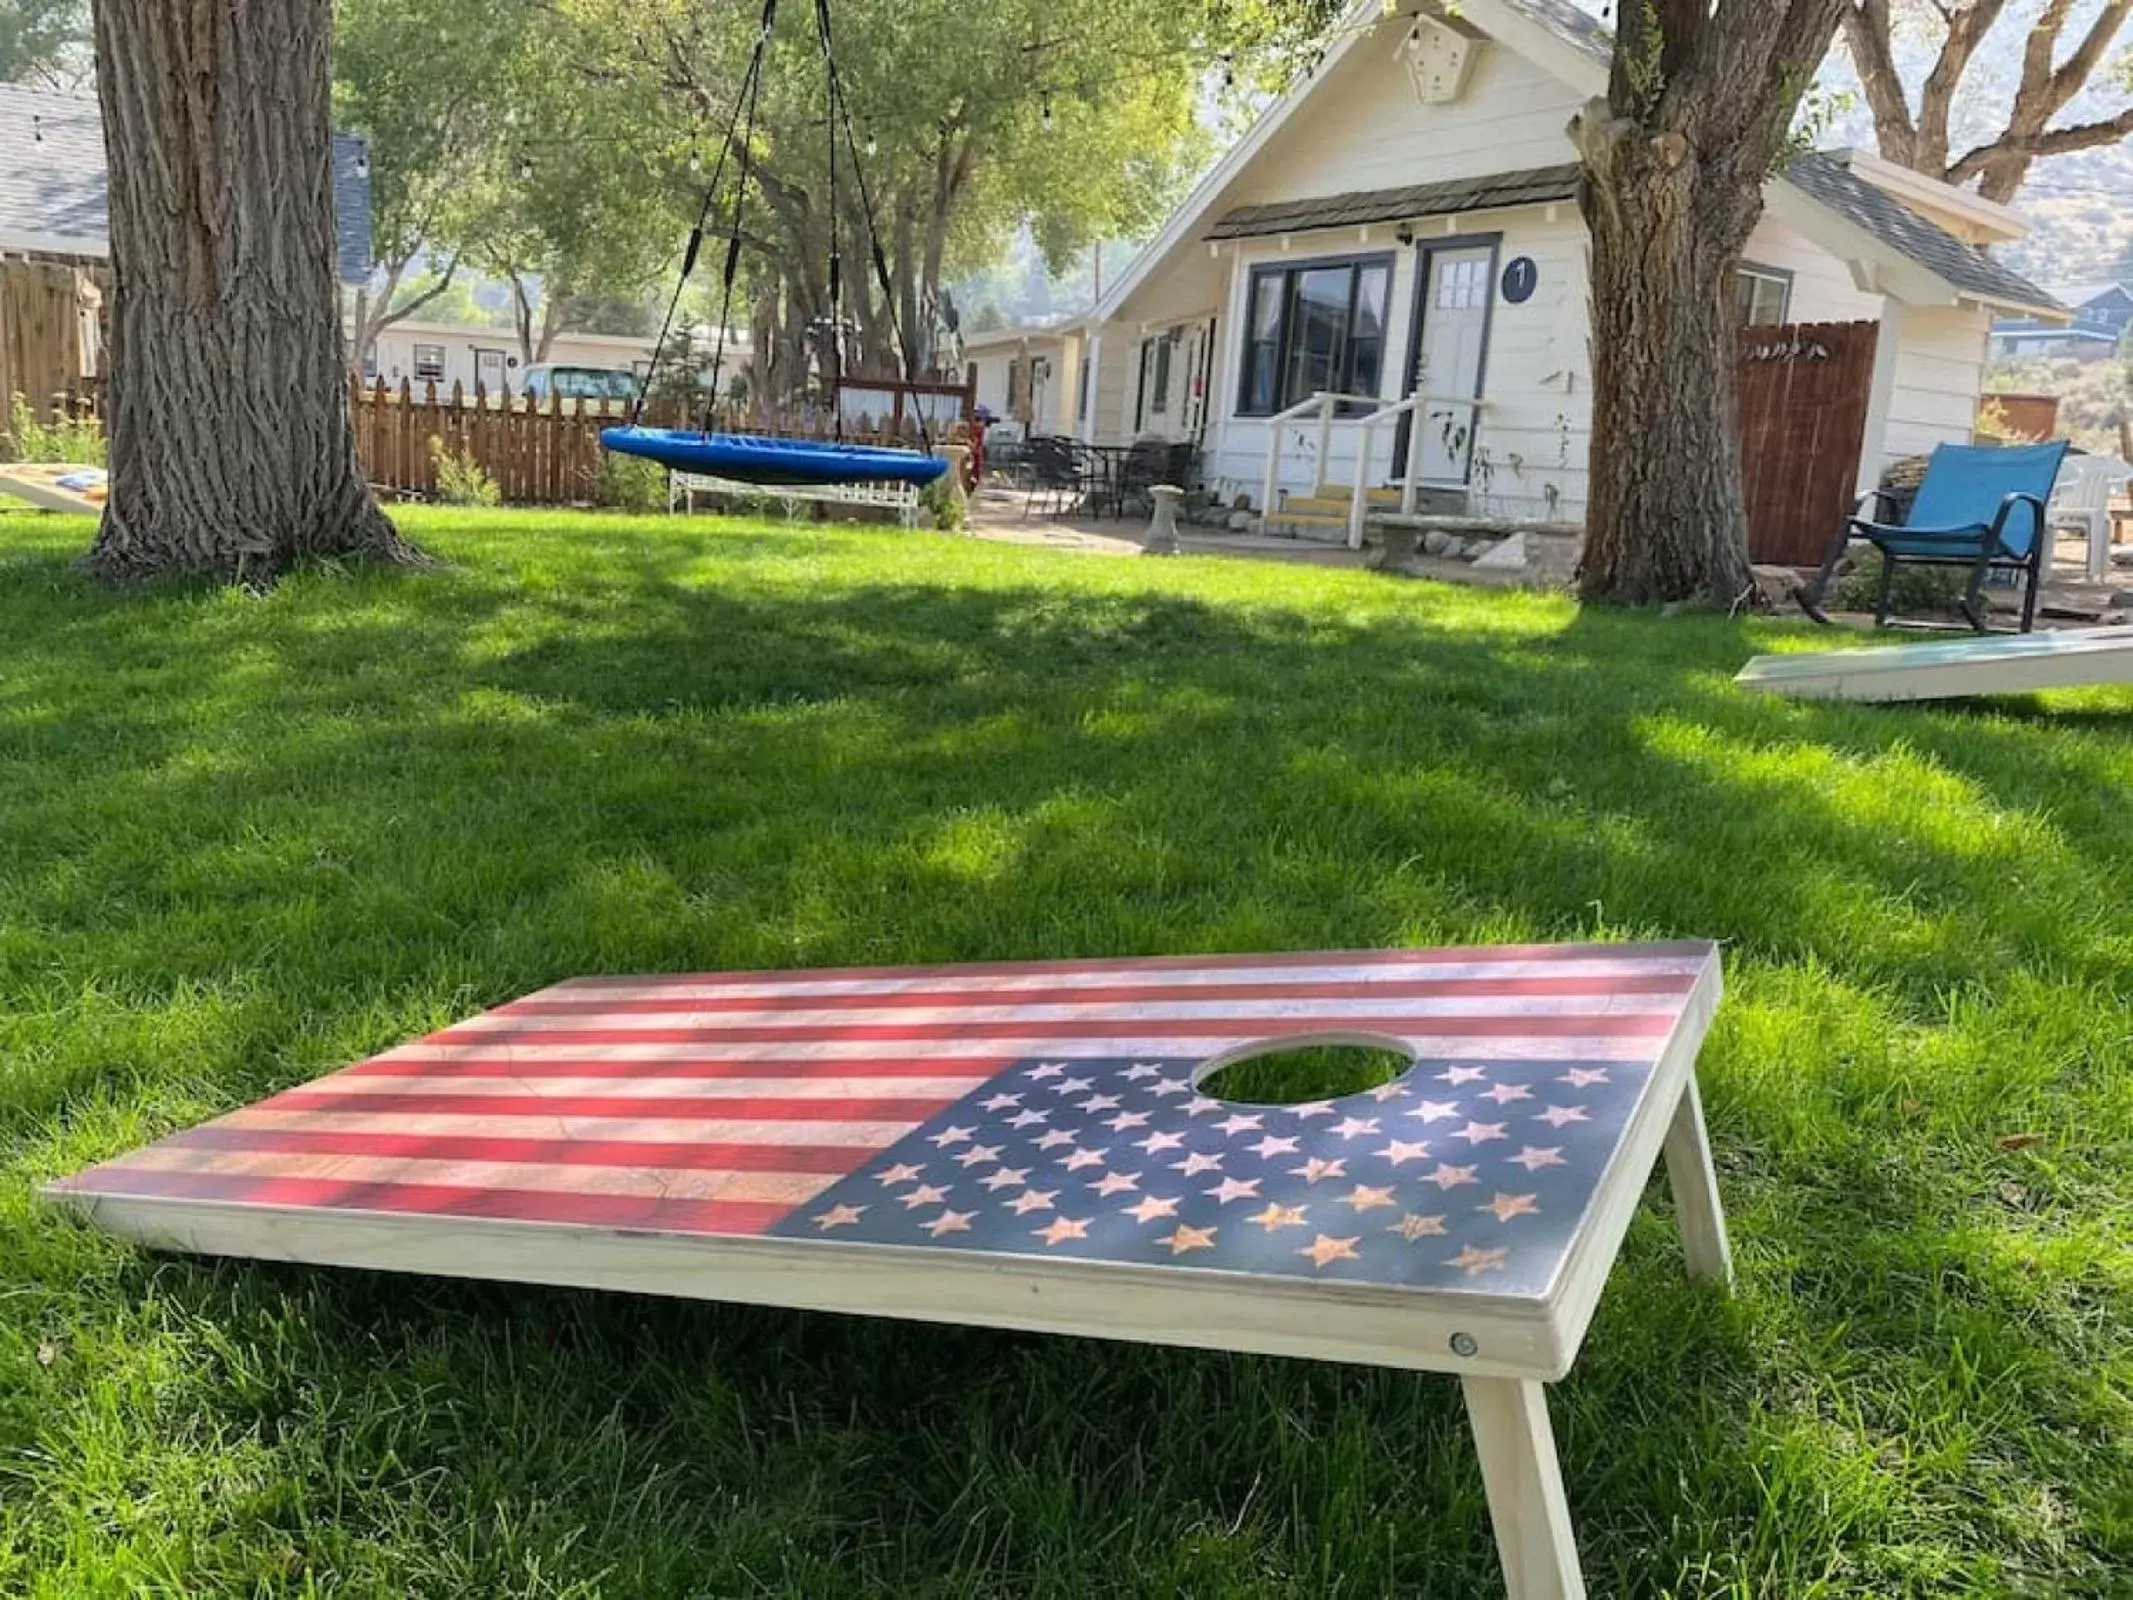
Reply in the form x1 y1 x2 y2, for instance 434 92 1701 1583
2 505 2127 1596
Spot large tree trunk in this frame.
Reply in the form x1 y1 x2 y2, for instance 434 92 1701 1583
1573 107 1759 608
1571 0 1848 609
89 0 413 583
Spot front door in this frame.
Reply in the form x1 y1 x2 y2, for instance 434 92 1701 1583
474 347 507 397
1398 243 1494 486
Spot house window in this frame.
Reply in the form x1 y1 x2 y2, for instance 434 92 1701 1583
362 344 379 380
1734 264 1792 327
1076 354 1091 421
1152 333 1174 413
1237 254 1393 416
412 343 446 381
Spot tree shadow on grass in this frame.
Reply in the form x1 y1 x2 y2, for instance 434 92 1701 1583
5 534 2128 1592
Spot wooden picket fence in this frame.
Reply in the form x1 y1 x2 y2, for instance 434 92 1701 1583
350 379 973 504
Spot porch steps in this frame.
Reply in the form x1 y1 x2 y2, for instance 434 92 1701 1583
1260 484 1410 541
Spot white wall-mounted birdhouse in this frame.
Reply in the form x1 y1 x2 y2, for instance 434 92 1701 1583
1398 17 1477 106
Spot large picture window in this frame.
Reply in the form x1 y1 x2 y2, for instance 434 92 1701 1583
1237 254 1392 416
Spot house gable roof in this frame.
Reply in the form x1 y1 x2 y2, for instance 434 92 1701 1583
1098 0 2062 324
0 83 371 283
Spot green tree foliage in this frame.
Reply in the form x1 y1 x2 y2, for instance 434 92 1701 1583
0 0 83 85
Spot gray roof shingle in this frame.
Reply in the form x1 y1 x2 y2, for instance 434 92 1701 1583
1208 163 1582 241
1782 151 2062 315
0 83 371 283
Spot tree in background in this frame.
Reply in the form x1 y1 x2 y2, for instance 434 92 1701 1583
334 0 535 379
1573 0 1851 607
90 0 412 581
0 0 84 85
1843 0 2132 202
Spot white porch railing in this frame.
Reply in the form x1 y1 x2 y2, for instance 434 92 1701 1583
1258 389 1486 549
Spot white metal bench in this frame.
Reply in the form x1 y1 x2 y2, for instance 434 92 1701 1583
670 469 921 528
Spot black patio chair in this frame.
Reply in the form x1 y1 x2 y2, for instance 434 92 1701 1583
1022 435 1095 519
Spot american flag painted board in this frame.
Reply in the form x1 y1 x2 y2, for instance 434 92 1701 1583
49 942 1724 1377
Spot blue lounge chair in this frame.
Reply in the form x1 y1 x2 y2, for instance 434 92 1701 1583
1799 441 2069 634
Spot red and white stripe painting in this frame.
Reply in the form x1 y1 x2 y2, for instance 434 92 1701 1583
49 943 1717 1266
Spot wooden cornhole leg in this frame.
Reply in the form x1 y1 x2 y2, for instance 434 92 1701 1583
1462 1376 1585 1600
1662 1073 1734 1288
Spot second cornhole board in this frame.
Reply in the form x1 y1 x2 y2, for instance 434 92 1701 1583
1738 627 2133 703
49 942 1734 1600
0 463 105 514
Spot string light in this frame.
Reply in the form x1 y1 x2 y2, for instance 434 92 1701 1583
1040 92 1053 132
1220 52 1235 91
354 142 370 178
32 114 43 144
518 151 534 180
864 125 878 158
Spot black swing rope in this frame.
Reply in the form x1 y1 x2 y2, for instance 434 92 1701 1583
628 0 931 459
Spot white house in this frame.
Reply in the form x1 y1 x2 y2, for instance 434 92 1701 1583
351 316 663 396
1067 0 2065 534
962 323 1081 436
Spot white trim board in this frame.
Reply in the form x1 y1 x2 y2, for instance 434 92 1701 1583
1737 629 2133 702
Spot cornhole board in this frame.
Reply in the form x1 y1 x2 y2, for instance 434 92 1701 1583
0 463 104 514
48 942 1732 1600
1737 627 2133 703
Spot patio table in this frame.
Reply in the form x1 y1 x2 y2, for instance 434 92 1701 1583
49 940 1733 1600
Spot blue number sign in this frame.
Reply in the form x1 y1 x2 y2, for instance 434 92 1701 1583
1500 256 1539 304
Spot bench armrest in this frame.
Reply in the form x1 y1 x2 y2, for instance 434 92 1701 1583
1851 486 1901 526
1989 490 2049 555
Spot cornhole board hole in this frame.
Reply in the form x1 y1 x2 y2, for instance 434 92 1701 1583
1737 627 2133 703
0 462 105 514
49 942 1733 1600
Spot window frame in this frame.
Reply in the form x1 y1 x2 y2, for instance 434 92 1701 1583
1235 251 1396 419
1733 262 1794 328
410 342 447 382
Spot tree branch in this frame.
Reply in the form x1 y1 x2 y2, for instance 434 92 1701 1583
1842 0 1919 163
1948 101 2133 182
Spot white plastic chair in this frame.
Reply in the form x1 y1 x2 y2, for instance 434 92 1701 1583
2050 455 2133 583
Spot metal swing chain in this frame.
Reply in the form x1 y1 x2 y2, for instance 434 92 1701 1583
703 0 780 434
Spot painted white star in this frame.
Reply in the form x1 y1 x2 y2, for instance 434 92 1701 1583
1172 1151 1224 1177
1421 1162 1479 1189
876 1163 926 1187
980 1166 1029 1191
1290 1100 1336 1119
1481 1083 1533 1105
1035 1216 1091 1247
1124 1194 1179 1223
1330 1116 1381 1140
1561 1067 1611 1089
1007 1188 1058 1216
1137 1130 1185 1155
1453 1120 1508 1145
1078 1094 1121 1114
1006 1109 1050 1129
1206 1176 1261 1204
814 1204 866 1229
1034 1129 1078 1151
1368 1080 1409 1102
923 1209 975 1237
1508 1145 1566 1172
1122 1063 1163 1082
1148 1077 1193 1098
1054 1076 1094 1096
1341 1184 1398 1212
1156 1223 1218 1256
1213 1113 1264 1136
1248 1134 1301 1159
954 1144 1002 1168
929 1126 974 1148
1291 1156 1347 1184
1185 1096 1224 1118
1028 1063 1067 1080
1298 1233 1360 1269
1248 1202 1310 1232
1409 1099 1462 1124
1535 1105 1589 1129
1060 1147 1107 1172
1105 1110 1152 1132
1092 1170 1141 1197
1377 1139 1431 1166
1439 1065 1488 1086
1388 1212 1447 1241
1480 1192 1541 1223
1449 1243 1509 1277
898 1184 949 1210
979 1093 1022 1112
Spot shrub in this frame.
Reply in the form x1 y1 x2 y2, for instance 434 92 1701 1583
920 477 967 533
5 394 106 465
427 438 500 506
1834 547 1973 616
595 452 667 513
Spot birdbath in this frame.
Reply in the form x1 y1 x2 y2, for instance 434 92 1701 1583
1143 484 1184 556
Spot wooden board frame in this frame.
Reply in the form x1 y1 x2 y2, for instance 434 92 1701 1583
1737 627 2133 703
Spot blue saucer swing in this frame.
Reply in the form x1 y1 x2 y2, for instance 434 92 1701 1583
604 0 948 493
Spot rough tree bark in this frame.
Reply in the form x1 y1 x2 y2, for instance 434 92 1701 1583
1572 0 1850 607
89 0 416 583
1843 0 2133 204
